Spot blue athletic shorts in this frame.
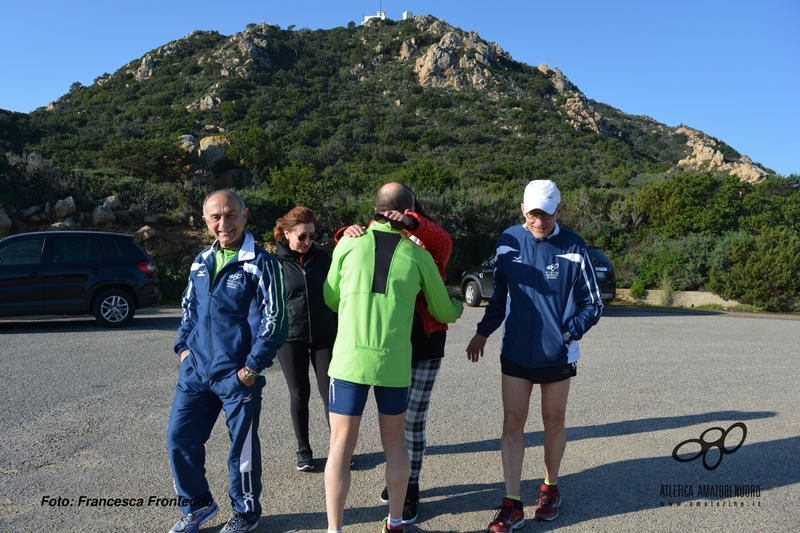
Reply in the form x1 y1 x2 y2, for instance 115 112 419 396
328 378 408 416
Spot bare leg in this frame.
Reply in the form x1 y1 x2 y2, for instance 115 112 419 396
380 411 410 520
325 413 361 531
540 378 571 484
500 374 533 496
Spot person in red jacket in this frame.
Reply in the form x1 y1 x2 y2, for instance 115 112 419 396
336 189 453 524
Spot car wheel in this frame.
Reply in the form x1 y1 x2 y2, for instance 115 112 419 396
93 289 135 328
464 281 482 307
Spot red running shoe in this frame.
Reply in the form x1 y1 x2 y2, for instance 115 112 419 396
487 497 525 532
533 484 561 521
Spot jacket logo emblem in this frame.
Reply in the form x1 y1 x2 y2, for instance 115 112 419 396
226 273 243 290
546 263 559 280
512 256 523 263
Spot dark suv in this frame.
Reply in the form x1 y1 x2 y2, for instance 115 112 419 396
0 231 162 327
461 246 617 307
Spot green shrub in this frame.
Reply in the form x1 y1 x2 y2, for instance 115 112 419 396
157 260 190 302
629 279 646 299
707 227 800 312
659 271 676 306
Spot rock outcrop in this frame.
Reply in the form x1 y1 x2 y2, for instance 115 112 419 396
675 127 770 182
132 55 156 81
407 18 510 90
199 135 230 169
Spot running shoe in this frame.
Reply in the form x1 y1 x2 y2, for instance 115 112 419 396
380 517 405 532
533 484 561 521
296 448 314 471
402 483 419 524
168 501 219 533
219 511 258 532
487 497 524 532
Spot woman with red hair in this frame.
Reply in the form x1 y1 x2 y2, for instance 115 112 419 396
274 206 336 472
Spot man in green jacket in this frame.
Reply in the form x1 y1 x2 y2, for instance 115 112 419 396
323 182 463 533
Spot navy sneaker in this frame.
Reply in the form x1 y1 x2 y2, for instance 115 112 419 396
219 511 258 532
169 501 219 533
296 448 314 471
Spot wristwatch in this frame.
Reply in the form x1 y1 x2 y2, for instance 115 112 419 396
243 367 259 383
562 331 573 343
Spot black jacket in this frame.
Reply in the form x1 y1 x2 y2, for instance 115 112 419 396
275 242 337 343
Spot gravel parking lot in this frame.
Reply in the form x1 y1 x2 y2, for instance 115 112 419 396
1 304 798 532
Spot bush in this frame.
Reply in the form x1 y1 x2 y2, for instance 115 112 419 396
659 271 676 306
707 228 800 312
629 279 646 299
157 260 190 302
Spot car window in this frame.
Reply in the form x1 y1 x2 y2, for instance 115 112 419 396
87 238 104 261
0 238 45 265
51 236 90 263
588 248 609 264
103 238 121 259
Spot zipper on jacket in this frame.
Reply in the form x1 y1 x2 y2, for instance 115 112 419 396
301 267 314 342
203 257 237 380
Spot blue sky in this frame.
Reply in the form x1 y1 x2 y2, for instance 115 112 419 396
1 0 797 176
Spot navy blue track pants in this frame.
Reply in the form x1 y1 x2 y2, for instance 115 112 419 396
167 360 264 522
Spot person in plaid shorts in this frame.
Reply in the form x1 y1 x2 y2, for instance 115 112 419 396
337 191 454 525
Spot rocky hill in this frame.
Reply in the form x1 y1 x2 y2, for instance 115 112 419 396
0 14 781 278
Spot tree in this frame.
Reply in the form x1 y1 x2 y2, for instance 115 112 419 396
97 138 193 182
632 173 721 237
707 228 800 312
227 128 282 180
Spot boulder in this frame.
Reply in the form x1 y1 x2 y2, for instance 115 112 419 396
103 196 122 211
22 206 41 220
134 225 157 243
143 213 159 224
199 135 230 169
91 205 116 227
179 135 196 153
54 196 77 220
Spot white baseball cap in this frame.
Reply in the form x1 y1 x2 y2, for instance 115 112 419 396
523 180 561 214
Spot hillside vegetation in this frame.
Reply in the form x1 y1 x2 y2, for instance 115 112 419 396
1 15 798 310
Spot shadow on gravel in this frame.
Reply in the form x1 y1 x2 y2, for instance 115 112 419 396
601 305 726 317
0 312 181 333
515 435 800 530
213 431 796 533
422 410 777 455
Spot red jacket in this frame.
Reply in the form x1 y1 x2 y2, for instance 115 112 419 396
333 211 452 335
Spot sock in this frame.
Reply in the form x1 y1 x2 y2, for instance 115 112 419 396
328 530 342 533
544 481 558 490
388 516 403 529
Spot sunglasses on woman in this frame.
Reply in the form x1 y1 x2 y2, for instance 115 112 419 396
297 233 317 242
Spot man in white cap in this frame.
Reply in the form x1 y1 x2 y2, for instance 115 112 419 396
466 180 603 531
